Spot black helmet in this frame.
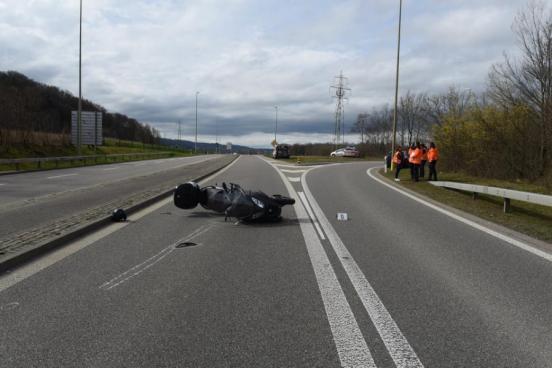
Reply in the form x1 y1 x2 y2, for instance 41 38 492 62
174 182 201 209
111 208 127 222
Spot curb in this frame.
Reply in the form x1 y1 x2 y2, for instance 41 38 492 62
0 156 238 273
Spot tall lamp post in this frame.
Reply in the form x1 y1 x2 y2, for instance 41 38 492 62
391 0 402 170
195 91 199 154
274 105 278 144
77 0 83 155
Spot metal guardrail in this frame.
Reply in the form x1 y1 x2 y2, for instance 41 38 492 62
0 152 175 171
429 181 552 212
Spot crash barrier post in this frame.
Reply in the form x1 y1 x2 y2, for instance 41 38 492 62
428 181 552 213
0 152 175 172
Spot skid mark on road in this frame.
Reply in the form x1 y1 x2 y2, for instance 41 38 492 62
99 225 211 290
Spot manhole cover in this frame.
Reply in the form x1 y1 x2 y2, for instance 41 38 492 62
175 242 198 248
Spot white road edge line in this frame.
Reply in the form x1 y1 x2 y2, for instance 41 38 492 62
298 192 326 240
47 173 78 179
367 166 552 263
0 156 242 293
260 157 376 368
302 168 424 368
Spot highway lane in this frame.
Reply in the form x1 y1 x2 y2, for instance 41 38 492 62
0 155 229 239
305 162 552 367
1 155 551 367
0 156 341 367
0 155 219 207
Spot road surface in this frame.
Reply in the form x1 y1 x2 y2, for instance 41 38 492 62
0 155 550 367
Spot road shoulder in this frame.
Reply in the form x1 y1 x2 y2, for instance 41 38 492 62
372 167 552 257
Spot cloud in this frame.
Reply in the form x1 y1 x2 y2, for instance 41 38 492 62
0 0 531 145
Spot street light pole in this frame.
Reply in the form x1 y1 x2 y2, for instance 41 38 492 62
391 0 402 170
274 106 278 144
77 0 83 155
195 91 199 154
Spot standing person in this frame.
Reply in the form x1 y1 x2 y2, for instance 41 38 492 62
408 144 416 180
420 144 428 179
393 146 403 181
428 142 439 181
409 142 422 182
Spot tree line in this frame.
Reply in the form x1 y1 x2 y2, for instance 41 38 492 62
350 1 551 184
0 71 161 147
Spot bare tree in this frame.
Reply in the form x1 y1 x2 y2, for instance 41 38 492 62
488 0 552 175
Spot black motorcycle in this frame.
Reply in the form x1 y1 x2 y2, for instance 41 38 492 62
173 182 295 222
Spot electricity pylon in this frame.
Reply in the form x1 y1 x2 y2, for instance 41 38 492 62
330 71 351 149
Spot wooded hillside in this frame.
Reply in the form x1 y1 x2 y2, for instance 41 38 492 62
0 71 160 146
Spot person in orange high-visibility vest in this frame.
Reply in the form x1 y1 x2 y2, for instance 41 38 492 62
392 146 403 181
408 144 415 179
427 142 439 181
420 143 428 178
409 142 423 182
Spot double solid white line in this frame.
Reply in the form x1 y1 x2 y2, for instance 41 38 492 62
264 156 423 367
302 170 423 368
269 159 377 367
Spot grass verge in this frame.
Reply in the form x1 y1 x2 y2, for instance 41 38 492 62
0 138 193 172
381 167 552 243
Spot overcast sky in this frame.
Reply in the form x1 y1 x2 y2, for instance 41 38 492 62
0 0 531 147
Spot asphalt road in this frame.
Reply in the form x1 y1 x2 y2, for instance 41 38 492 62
0 155 550 367
0 155 225 239
0 155 219 207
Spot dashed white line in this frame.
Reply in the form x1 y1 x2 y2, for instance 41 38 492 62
47 173 78 179
102 167 118 171
302 169 424 368
287 176 301 182
0 183 6 186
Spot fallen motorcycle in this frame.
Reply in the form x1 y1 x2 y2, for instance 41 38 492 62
173 182 295 222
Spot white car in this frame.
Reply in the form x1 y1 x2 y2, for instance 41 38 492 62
330 147 360 158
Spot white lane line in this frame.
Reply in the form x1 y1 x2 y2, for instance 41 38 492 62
102 167 118 171
303 169 424 368
367 167 552 263
287 176 301 182
262 158 376 368
0 183 6 186
46 173 78 179
0 156 241 294
298 192 326 240
99 225 211 290
280 169 308 173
